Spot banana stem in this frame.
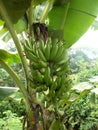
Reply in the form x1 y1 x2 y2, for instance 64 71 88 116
0 0 29 81
27 0 34 35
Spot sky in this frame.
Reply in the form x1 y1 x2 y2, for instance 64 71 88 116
72 28 98 49
0 39 6 49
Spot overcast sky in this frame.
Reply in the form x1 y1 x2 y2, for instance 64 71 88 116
0 39 6 49
72 28 98 49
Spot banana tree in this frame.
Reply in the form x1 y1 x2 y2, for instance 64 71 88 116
0 0 98 129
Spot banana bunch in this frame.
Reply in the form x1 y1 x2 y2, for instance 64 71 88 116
24 38 70 101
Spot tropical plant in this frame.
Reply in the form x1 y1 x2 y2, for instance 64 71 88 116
0 0 98 129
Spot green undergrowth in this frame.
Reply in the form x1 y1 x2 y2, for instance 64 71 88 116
0 110 22 130
0 97 25 130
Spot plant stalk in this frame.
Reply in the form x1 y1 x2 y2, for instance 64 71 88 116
0 0 32 114
27 0 34 35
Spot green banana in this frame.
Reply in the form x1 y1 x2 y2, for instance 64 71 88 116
37 49 47 62
50 80 58 91
40 68 46 74
36 84 48 92
31 70 43 84
44 67 51 86
50 45 59 61
50 39 59 61
35 70 44 83
57 58 67 65
56 63 69 76
32 43 37 55
36 85 43 92
56 69 66 76
55 77 61 88
33 62 42 69
31 69 37 79
53 77 61 91
27 51 38 63
39 40 45 54
42 85 48 91
25 40 31 48
47 61 67 77
48 90 55 100
44 43 51 61
55 76 66 97
55 59 67 69
54 45 65 62
39 60 47 68
60 76 66 85
32 60 47 69
56 84 65 98
24 43 33 53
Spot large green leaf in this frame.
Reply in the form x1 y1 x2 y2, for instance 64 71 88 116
0 49 21 65
0 19 27 42
48 0 98 47
0 0 31 23
0 49 11 61
0 86 19 100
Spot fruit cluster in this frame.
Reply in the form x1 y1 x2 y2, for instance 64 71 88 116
24 38 70 101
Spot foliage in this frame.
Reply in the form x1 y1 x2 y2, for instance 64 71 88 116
0 92 25 129
0 110 22 130
62 95 98 130
0 0 31 23
64 95 98 130
69 47 98 84
0 97 25 117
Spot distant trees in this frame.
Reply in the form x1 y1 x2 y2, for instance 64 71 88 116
69 47 98 82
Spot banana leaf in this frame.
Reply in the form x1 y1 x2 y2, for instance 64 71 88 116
48 0 98 47
0 49 21 65
0 86 19 100
0 0 31 23
0 19 27 42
